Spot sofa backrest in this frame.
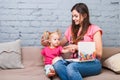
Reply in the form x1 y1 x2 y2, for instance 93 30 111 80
101 47 120 62
21 47 120 67
21 47 44 67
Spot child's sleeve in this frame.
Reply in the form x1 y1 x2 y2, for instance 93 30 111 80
41 48 45 56
59 46 63 54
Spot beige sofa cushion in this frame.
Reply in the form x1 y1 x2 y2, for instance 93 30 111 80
0 40 24 69
103 53 120 73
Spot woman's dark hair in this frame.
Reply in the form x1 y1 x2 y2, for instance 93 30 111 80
71 3 91 44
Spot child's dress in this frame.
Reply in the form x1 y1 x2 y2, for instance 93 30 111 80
41 46 63 75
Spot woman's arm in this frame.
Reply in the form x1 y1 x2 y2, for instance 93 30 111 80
93 31 103 60
60 36 68 46
62 31 103 60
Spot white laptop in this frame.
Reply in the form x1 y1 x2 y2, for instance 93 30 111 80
66 42 96 62
78 42 96 62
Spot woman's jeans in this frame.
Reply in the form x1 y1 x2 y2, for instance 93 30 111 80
53 59 102 80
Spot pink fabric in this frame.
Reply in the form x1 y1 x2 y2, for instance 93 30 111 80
65 24 103 43
41 46 63 65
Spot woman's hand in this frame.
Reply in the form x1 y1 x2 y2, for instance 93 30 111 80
63 44 78 53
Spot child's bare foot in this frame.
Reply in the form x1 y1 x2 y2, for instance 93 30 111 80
47 69 56 77
50 69 55 73
47 72 55 77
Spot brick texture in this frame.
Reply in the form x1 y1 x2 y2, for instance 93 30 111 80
0 0 120 47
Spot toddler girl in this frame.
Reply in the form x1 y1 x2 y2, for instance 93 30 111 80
41 30 74 78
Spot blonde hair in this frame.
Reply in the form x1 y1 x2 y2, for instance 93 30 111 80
42 29 61 45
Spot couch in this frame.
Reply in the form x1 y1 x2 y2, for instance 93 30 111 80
0 46 120 80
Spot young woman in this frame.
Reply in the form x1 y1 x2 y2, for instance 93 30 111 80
41 3 103 80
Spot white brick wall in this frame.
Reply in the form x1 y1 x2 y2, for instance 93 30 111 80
0 0 120 47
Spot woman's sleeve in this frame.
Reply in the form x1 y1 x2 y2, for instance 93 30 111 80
64 26 71 42
89 25 103 37
93 25 103 35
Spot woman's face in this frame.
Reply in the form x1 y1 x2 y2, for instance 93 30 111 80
72 10 84 25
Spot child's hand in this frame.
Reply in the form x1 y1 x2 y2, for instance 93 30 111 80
63 44 77 53
63 46 75 53
52 57 62 64
70 48 76 53
64 44 77 50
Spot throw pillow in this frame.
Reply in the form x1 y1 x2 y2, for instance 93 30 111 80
0 39 24 69
103 53 120 73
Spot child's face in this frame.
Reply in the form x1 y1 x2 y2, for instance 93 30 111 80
49 33 60 47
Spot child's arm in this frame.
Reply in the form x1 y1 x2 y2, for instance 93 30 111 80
61 47 75 54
